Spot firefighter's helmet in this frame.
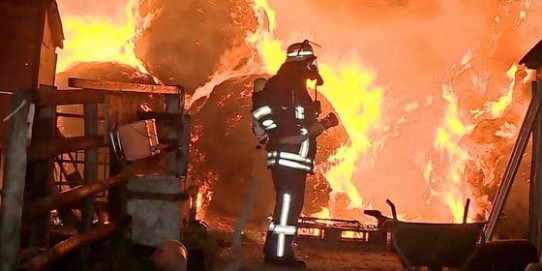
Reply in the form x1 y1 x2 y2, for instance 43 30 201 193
286 41 317 62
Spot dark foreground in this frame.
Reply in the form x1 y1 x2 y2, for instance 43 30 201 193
213 242 404 271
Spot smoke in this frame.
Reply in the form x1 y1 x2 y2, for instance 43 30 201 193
265 0 542 223
134 0 258 93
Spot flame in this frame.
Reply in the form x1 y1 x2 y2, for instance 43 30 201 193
311 207 331 219
195 181 213 221
425 74 475 222
57 0 160 74
486 65 519 118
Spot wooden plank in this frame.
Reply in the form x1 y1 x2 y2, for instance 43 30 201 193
68 78 183 95
28 135 106 162
26 216 130 271
80 103 99 268
0 89 31 271
23 170 133 219
33 89 104 106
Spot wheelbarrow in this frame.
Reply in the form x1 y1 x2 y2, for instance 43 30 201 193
384 199 486 271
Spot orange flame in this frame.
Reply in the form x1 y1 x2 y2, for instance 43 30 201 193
57 0 160 74
248 0 534 224
431 81 476 222
195 181 213 221
486 65 519 118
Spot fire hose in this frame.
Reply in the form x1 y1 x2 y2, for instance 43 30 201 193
223 139 266 271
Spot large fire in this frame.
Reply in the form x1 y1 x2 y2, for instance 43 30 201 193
57 0 158 75
56 0 542 226
248 0 538 223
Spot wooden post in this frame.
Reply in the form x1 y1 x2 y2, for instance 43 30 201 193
27 87 56 252
79 103 99 269
530 80 542 248
536 68 542 253
0 89 31 271
485 86 542 240
179 114 191 178
106 95 128 251
165 94 181 176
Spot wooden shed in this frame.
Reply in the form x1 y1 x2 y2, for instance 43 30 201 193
0 0 64 144
0 0 63 210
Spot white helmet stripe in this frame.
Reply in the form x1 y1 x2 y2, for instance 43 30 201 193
287 51 314 57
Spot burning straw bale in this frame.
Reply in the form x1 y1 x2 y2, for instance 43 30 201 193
189 75 346 226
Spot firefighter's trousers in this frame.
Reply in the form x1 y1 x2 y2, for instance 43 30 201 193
263 165 307 260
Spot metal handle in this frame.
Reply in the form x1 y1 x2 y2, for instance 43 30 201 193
386 199 398 221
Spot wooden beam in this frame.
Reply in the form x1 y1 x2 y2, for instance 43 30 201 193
28 135 106 162
536 71 542 253
33 89 105 106
26 216 130 271
529 81 541 247
68 78 183 95
23 170 133 220
0 89 31 271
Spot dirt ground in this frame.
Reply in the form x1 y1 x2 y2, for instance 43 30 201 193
213 241 404 271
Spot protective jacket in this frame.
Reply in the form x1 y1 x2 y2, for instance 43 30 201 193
251 61 322 173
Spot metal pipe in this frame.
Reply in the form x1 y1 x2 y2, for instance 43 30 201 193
463 198 471 224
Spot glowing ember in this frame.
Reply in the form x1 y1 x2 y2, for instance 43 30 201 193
195 181 213 221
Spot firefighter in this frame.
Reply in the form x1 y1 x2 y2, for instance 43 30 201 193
251 40 338 268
